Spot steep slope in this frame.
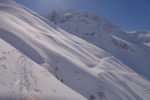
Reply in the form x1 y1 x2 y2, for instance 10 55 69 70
46 10 150 80
0 1 86 100
0 1 150 100
0 38 86 100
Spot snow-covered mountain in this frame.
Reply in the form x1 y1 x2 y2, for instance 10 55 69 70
46 10 150 80
127 30 150 49
0 0 150 100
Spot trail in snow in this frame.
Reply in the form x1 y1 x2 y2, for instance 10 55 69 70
12 55 40 99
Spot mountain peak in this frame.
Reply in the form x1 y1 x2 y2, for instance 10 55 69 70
46 10 122 33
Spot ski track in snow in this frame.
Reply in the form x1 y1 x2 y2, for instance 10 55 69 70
12 55 39 99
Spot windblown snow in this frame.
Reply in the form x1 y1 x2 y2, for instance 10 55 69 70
46 10 150 80
0 0 150 100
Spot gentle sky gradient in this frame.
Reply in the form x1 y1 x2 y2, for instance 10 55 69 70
14 0 150 31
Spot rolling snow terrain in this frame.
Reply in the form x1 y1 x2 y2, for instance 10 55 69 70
46 10 150 80
0 0 150 100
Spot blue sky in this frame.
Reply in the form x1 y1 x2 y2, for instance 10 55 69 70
15 0 150 31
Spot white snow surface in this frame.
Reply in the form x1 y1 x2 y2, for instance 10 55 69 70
127 30 150 48
0 1 150 100
46 10 150 80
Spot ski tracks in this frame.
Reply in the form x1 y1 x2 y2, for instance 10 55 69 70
12 54 40 100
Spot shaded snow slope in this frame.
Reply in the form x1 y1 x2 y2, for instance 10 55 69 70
0 38 86 100
0 1 150 100
46 10 150 80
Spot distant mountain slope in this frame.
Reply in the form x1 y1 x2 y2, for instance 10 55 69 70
46 10 150 80
0 1 150 100
127 30 150 49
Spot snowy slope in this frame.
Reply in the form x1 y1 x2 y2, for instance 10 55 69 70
127 30 150 50
0 1 150 100
0 38 86 100
0 1 86 100
46 10 150 80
